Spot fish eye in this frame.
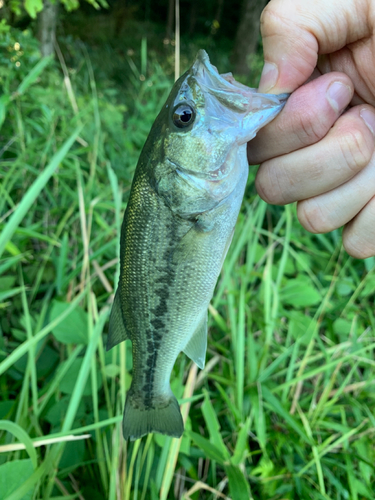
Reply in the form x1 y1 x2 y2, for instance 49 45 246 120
172 104 195 128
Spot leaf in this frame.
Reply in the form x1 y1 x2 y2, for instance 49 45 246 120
104 364 120 378
59 358 102 396
0 420 37 469
0 287 24 302
360 275 375 297
249 386 266 451
36 345 60 378
353 478 373 499
286 311 317 345
336 278 354 296
225 464 250 500
4 458 50 500
201 390 230 460
0 276 16 291
0 401 14 419
16 57 51 94
232 418 250 465
45 396 85 426
60 0 80 11
364 256 375 272
24 0 43 18
50 300 88 344
186 431 226 465
0 94 10 130
333 318 352 335
179 418 191 456
0 255 24 275
280 277 321 307
59 439 86 472
0 460 33 500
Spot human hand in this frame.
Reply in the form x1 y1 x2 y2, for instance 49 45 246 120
248 0 375 258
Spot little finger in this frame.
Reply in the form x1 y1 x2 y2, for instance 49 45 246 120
342 196 375 258
297 154 375 234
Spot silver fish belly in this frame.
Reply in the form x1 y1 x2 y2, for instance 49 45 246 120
107 50 288 440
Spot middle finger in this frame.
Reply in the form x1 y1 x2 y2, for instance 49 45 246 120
255 105 375 205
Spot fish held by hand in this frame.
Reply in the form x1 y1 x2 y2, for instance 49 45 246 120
107 50 288 441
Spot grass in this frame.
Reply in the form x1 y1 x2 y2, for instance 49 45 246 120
1 24 375 500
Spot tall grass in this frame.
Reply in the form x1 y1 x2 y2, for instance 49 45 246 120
1 26 375 500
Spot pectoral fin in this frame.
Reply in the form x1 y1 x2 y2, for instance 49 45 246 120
183 314 208 369
107 289 130 351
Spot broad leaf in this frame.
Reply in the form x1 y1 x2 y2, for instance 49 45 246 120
280 277 321 307
50 300 88 345
0 460 33 500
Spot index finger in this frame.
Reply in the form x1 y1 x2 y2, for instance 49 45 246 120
248 72 354 164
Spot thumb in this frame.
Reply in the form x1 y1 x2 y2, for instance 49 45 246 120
258 0 370 93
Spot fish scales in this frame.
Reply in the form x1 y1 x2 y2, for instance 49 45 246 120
107 50 288 440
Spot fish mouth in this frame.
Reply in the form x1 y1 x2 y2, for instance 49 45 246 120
192 50 289 114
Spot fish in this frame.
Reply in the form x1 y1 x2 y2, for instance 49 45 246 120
107 50 288 440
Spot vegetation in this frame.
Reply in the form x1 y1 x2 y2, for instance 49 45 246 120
1 8 375 500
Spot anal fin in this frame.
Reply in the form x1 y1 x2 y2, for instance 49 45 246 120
183 314 207 369
107 289 129 351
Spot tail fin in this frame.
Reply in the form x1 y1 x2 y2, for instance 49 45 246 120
122 391 184 440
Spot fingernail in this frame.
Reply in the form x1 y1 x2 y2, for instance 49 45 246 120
259 62 278 92
360 108 375 136
326 81 352 113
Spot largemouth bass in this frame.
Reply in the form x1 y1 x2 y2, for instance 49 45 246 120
108 50 287 440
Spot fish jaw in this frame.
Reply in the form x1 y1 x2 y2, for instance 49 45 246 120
191 49 288 145
237 96 288 145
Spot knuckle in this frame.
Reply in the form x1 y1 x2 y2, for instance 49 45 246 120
255 168 273 203
338 128 372 174
294 111 328 146
297 199 333 234
255 165 285 205
260 4 277 29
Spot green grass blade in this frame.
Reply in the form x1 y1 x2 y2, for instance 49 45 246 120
225 463 250 500
187 431 226 464
0 126 82 259
201 389 230 460
16 58 52 95
262 386 312 445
